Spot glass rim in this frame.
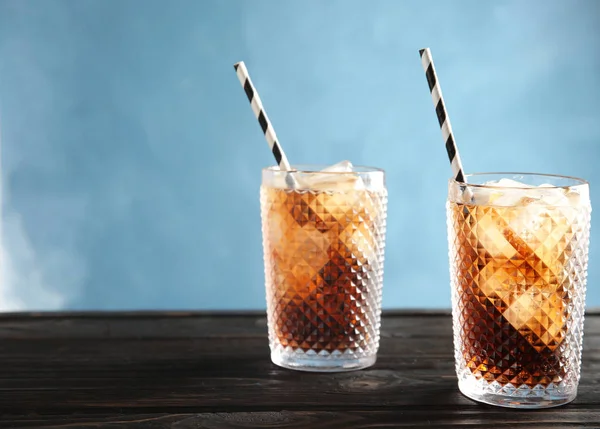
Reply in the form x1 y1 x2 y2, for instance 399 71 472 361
451 172 589 189
263 164 385 175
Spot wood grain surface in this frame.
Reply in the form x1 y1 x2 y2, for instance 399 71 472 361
0 310 598 428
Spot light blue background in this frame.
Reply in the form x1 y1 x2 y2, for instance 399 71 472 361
0 0 598 311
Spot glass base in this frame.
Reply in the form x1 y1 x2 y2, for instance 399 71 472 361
458 379 577 409
271 348 376 372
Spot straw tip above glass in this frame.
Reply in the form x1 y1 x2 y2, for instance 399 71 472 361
232 60 294 175
419 48 430 57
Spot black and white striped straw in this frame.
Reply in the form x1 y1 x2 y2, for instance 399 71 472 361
234 61 293 172
419 48 467 185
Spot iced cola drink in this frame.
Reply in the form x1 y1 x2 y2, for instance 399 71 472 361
261 163 387 371
447 173 591 408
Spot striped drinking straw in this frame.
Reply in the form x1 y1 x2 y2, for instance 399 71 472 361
419 48 467 186
419 48 536 256
234 61 294 176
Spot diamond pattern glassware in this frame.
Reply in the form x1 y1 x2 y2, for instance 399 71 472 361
447 173 591 408
261 165 387 372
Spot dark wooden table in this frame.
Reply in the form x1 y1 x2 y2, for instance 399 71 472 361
0 311 598 428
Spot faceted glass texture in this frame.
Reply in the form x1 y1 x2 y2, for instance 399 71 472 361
447 174 591 408
261 169 387 372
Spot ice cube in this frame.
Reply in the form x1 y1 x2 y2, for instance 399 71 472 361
475 178 575 207
536 187 570 206
295 160 364 191
565 189 581 206
489 189 531 207
467 178 525 206
480 178 528 206
487 178 534 189
321 160 355 173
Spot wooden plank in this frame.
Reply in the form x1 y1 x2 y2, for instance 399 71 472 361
2 409 600 429
0 334 596 367
0 312 597 339
0 337 597 411
1 308 598 318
